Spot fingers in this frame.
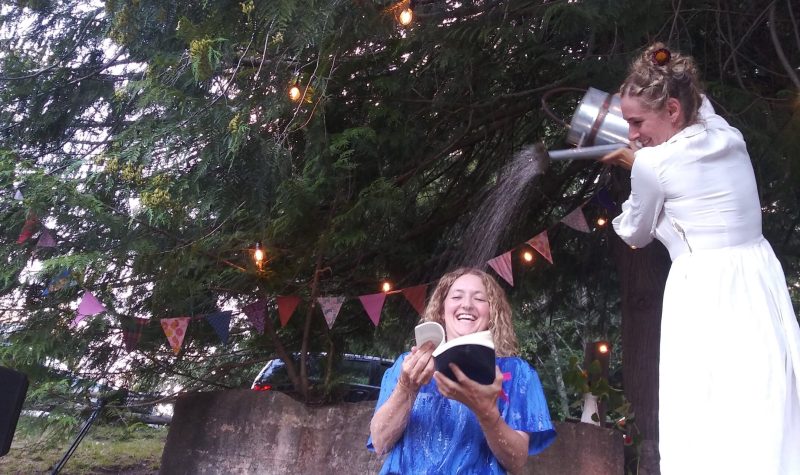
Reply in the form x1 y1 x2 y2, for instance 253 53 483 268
600 147 635 170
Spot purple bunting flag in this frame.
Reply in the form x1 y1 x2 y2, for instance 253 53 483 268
358 293 387 327
242 300 266 334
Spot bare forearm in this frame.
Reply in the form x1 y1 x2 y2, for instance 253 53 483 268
369 384 417 455
477 407 530 473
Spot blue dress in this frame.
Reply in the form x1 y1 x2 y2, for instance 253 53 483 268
367 354 556 474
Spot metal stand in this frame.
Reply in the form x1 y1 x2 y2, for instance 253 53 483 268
50 399 107 475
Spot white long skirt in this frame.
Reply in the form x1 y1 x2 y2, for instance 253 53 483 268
659 237 800 475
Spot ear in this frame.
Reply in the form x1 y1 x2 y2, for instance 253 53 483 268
666 98 683 126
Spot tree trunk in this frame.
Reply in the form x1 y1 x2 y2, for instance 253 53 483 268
611 234 671 475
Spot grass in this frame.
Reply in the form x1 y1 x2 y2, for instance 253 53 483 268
0 416 167 474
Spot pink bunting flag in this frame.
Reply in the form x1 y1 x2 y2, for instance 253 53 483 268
526 230 553 264
401 285 428 316
37 228 57 248
561 207 591 233
359 293 387 326
17 212 38 244
242 299 267 334
276 295 300 327
70 291 107 328
487 252 514 286
161 317 190 355
317 296 346 329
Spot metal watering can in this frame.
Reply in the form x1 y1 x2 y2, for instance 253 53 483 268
540 87 630 162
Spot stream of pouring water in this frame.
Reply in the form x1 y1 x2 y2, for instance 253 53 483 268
452 144 550 270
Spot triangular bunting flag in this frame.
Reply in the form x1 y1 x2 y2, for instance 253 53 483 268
14 189 23 201
122 317 148 352
161 317 190 355
70 291 107 328
205 311 233 345
401 285 428 316
487 252 514 286
242 300 267 334
36 228 57 248
359 293 387 326
526 230 554 264
561 207 591 233
317 296 346 329
17 211 38 244
43 269 76 296
276 295 300 327
593 188 619 213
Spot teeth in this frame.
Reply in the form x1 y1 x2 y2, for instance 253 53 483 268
457 314 475 321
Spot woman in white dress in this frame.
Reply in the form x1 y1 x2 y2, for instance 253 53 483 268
601 43 800 474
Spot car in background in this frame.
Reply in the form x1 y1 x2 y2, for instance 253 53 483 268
251 353 394 403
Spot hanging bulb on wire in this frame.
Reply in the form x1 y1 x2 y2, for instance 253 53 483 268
398 8 413 25
381 281 392 292
522 250 535 264
253 242 265 269
288 83 302 102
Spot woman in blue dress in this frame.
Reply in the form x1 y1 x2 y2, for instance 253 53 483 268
367 267 556 474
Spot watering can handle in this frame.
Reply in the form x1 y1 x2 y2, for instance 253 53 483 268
540 87 588 128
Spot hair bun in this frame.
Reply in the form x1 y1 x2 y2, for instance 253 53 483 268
652 48 671 66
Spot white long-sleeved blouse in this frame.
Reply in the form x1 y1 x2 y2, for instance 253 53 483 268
612 98 763 261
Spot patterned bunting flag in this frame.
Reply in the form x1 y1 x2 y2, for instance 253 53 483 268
561 207 591 233
71 291 107 327
276 295 300 327
122 317 149 352
527 230 553 264
205 311 233 345
401 285 428 316
43 269 76 296
317 296 346 329
17 211 38 244
242 300 267 334
36 228 57 248
487 252 514 286
161 317 190 355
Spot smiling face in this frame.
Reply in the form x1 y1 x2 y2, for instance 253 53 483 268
443 273 491 341
621 95 682 147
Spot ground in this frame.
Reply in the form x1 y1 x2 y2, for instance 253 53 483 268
0 417 166 474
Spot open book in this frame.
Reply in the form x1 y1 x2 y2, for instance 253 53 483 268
414 322 496 385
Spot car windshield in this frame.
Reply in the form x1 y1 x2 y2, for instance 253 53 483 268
255 355 389 387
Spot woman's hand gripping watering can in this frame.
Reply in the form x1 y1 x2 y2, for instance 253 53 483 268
536 87 630 169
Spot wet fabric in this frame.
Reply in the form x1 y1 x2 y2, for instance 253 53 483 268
366 355 556 474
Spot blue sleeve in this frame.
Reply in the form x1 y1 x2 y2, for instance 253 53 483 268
498 357 557 455
366 353 407 451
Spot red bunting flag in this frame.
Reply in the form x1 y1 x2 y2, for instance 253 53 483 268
276 295 300 327
561 207 591 233
17 211 38 244
242 300 267 334
359 293 387 326
71 291 107 327
317 296 346 329
526 230 553 264
401 285 428 316
161 317 190 355
487 252 514 286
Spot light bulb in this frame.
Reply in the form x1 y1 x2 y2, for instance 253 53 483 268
254 248 264 263
381 281 392 292
399 8 413 25
288 84 301 102
522 251 534 263
597 342 609 354
596 216 607 227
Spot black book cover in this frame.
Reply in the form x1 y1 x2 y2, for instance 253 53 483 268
415 327 496 385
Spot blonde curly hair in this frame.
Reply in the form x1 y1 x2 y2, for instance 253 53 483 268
620 42 703 126
420 267 519 357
